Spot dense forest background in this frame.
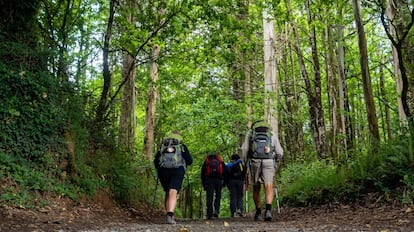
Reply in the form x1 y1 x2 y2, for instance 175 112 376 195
1 0 413 219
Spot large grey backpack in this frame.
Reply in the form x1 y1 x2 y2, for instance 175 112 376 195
159 136 185 169
250 121 274 159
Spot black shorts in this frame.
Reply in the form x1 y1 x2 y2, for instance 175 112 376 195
158 168 185 192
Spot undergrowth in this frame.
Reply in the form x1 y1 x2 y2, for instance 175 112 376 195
278 132 414 206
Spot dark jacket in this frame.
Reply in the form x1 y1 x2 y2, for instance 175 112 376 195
224 158 246 183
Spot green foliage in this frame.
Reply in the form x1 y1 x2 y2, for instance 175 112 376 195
0 152 77 207
349 133 414 194
89 150 156 207
278 132 414 206
278 160 346 205
0 62 66 161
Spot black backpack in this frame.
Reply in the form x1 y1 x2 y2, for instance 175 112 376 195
249 121 274 159
229 160 244 178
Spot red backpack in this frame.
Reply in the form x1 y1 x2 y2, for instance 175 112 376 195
205 154 223 177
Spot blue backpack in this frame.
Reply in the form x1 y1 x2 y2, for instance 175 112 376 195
225 159 244 178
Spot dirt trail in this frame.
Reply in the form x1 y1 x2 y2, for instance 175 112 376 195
1 203 413 232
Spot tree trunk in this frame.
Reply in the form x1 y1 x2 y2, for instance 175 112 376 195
118 0 137 154
281 21 304 161
352 0 381 145
336 23 354 151
95 0 116 129
325 23 341 159
119 51 136 153
263 9 279 131
384 0 414 126
143 45 160 159
263 9 283 158
379 65 393 140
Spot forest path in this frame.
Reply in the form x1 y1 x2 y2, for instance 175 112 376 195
1 203 413 231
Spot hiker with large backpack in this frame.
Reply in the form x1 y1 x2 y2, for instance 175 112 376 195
224 154 247 217
241 120 283 221
154 130 193 224
201 152 225 219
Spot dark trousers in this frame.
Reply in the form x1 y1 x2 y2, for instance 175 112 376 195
228 179 244 215
205 177 222 218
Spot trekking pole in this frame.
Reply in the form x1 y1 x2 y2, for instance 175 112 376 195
274 186 280 214
245 189 248 213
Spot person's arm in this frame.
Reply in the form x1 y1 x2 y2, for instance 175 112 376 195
154 150 161 170
272 136 283 162
181 144 193 166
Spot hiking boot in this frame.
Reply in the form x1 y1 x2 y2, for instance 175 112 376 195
232 212 238 218
254 213 263 221
212 213 219 218
264 209 272 221
166 215 176 224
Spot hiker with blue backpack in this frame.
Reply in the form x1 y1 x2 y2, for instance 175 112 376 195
201 152 225 219
241 121 283 221
154 131 193 224
224 154 247 217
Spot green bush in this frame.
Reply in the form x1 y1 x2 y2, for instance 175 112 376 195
278 132 414 206
278 160 346 205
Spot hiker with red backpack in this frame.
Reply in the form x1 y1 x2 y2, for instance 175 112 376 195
201 152 225 219
241 121 283 221
154 131 193 224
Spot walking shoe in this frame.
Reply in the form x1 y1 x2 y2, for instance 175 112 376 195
236 209 243 217
254 213 263 221
213 212 219 218
232 212 238 218
264 209 272 221
166 215 176 224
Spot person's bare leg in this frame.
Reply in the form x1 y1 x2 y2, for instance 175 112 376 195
165 189 177 224
264 183 274 204
164 192 169 211
166 189 178 212
264 182 274 221
253 184 261 208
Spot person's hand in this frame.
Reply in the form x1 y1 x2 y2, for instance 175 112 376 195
275 154 283 162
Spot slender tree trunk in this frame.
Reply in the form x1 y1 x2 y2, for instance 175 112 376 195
263 9 279 131
289 0 328 159
379 65 392 140
235 1 250 152
118 0 137 154
291 20 322 158
119 50 136 153
282 21 304 161
325 23 341 159
143 45 160 159
352 0 381 145
336 23 353 151
96 0 116 128
245 56 253 129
